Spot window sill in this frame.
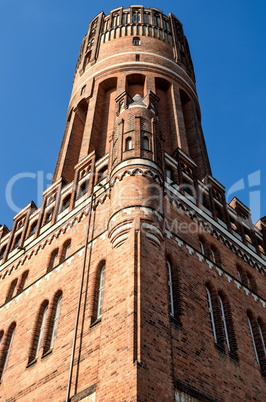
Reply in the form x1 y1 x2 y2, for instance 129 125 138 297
214 343 226 354
42 348 53 359
90 318 101 328
170 315 182 327
26 358 37 368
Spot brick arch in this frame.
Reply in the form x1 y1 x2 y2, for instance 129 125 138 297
209 243 222 265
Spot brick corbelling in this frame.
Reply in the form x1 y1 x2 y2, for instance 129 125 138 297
165 188 266 274
0 205 90 280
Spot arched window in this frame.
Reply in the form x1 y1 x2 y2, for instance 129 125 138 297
28 301 49 364
142 136 150 151
29 220 37 236
199 241 205 255
98 166 108 182
13 233 22 249
246 271 257 293
167 261 174 316
16 270 29 294
78 180 89 198
0 322 16 381
47 248 59 272
218 295 230 350
247 312 266 372
44 207 54 225
0 245 7 260
60 194 71 212
206 287 217 343
5 278 18 303
97 265 105 319
125 137 133 151
166 166 174 181
61 239 71 262
133 36 141 46
43 291 62 354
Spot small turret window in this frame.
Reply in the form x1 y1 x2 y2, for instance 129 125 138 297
133 37 141 46
125 137 133 151
142 136 150 151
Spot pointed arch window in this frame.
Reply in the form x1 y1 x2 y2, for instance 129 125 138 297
0 322 16 381
60 240 71 262
47 248 59 272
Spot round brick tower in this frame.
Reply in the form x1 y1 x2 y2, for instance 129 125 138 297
2 5 266 402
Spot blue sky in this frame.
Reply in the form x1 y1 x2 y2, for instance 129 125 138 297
0 0 266 228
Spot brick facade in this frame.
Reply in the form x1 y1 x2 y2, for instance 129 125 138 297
0 6 266 401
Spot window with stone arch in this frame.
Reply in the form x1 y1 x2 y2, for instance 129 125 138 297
28 300 49 364
0 322 16 381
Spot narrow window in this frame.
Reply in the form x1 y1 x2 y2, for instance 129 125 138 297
48 294 62 351
125 137 133 151
48 249 59 272
210 247 216 263
98 166 108 181
35 305 48 358
80 85 86 95
44 207 54 225
78 180 89 198
61 240 71 262
135 54 140 61
0 245 7 260
97 266 105 319
29 221 37 236
219 296 230 350
199 241 205 255
248 316 259 363
258 322 266 355
206 287 217 343
5 278 18 303
133 37 141 46
60 194 71 212
0 323 16 381
166 166 173 181
167 261 174 316
16 270 29 294
142 136 150 151
13 234 22 249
